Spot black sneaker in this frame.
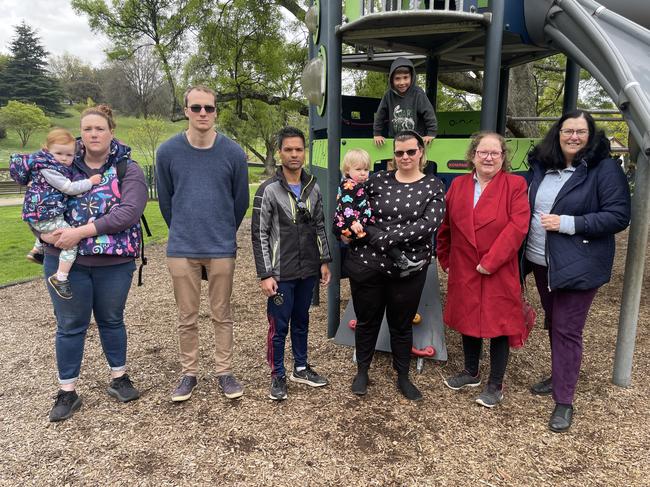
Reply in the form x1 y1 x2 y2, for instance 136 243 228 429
26 250 44 264
398 256 426 278
171 375 197 402
290 365 328 387
269 375 288 401
107 374 140 402
444 370 481 390
49 390 82 422
48 275 72 300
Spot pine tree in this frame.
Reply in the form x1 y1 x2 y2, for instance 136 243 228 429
0 22 64 114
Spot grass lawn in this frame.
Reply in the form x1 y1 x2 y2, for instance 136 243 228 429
0 190 258 287
0 109 271 170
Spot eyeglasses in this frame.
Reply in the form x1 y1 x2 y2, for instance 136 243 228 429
559 128 588 137
394 148 419 158
475 150 503 159
188 104 216 113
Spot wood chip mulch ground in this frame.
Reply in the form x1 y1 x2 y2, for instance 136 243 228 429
1 220 649 486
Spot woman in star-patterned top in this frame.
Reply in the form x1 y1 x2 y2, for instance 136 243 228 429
341 130 445 401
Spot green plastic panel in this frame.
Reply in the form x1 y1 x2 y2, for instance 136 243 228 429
311 137 539 174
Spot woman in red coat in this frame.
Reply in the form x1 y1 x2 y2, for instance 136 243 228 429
437 132 530 408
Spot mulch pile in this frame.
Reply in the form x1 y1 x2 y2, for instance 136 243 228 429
1 220 648 486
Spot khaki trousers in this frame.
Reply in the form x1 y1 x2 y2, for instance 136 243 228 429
167 257 235 376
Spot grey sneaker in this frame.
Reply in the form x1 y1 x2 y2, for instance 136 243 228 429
444 370 481 390
171 375 197 402
269 375 288 401
476 383 504 408
218 374 243 399
48 275 72 300
107 374 140 402
290 365 328 387
49 390 82 422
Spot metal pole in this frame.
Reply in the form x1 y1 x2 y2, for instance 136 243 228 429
613 152 650 386
425 56 439 110
496 66 509 135
480 0 505 131
563 58 581 114
326 0 342 338
308 0 319 308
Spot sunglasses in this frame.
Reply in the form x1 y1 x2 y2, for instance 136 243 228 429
394 148 419 158
188 104 216 113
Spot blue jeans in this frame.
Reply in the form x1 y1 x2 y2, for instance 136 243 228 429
44 255 136 384
266 276 318 377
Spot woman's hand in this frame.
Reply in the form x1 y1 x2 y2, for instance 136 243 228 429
40 232 58 245
540 213 561 232
351 221 364 235
52 227 85 249
476 264 491 275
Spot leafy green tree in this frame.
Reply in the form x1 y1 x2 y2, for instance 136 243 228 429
128 117 167 165
0 100 50 147
49 54 103 105
72 0 209 119
0 22 64 114
185 0 308 171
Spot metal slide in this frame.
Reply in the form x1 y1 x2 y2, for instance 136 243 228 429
524 0 650 386
524 0 650 154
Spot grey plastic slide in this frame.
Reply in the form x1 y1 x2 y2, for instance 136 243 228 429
524 0 650 154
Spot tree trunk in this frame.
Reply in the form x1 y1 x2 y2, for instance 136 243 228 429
264 140 276 176
506 64 540 138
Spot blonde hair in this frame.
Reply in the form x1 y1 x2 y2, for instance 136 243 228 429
465 131 510 171
184 85 216 106
43 128 75 150
342 149 371 177
81 104 116 131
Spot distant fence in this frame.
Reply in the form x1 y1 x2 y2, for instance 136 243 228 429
0 169 25 195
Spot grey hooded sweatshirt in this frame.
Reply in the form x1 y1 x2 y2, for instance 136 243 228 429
373 57 438 138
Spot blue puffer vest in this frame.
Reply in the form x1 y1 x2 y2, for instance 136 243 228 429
9 150 74 223
66 139 142 258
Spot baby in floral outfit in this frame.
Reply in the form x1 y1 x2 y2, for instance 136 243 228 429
333 149 423 272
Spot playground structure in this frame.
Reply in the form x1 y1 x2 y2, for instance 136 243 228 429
302 1 650 381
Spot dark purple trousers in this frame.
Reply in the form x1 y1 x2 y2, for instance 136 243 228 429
530 262 598 405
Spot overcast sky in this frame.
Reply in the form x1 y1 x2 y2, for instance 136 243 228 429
1 0 110 66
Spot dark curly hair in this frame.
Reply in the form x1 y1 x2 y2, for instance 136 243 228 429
529 110 611 170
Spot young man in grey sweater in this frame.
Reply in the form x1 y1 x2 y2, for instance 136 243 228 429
156 85 249 402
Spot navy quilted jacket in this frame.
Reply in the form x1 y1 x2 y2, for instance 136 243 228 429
526 150 631 290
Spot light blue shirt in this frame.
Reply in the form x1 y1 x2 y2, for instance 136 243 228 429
526 167 577 266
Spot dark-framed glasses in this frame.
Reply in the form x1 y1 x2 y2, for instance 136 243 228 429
296 201 312 224
475 150 503 159
188 104 216 113
559 128 588 137
394 148 419 158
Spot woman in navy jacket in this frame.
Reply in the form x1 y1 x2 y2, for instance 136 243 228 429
524 110 630 432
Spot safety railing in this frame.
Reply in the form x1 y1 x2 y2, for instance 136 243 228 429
362 0 465 15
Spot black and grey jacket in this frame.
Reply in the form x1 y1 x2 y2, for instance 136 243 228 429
252 168 332 281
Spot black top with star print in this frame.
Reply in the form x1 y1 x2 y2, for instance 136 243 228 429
347 170 446 277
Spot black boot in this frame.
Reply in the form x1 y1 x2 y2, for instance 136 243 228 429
351 369 369 395
549 403 573 433
397 375 423 401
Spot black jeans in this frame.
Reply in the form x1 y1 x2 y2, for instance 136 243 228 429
346 260 428 375
462 334 510 387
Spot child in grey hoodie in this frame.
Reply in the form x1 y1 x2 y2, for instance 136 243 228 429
373 57 438 146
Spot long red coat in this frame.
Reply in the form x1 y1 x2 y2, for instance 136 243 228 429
437 170 530 338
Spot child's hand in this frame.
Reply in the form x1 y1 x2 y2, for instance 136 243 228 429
373 136 385 146
423 136 435 145
351 221 364 234
89 174 102 185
